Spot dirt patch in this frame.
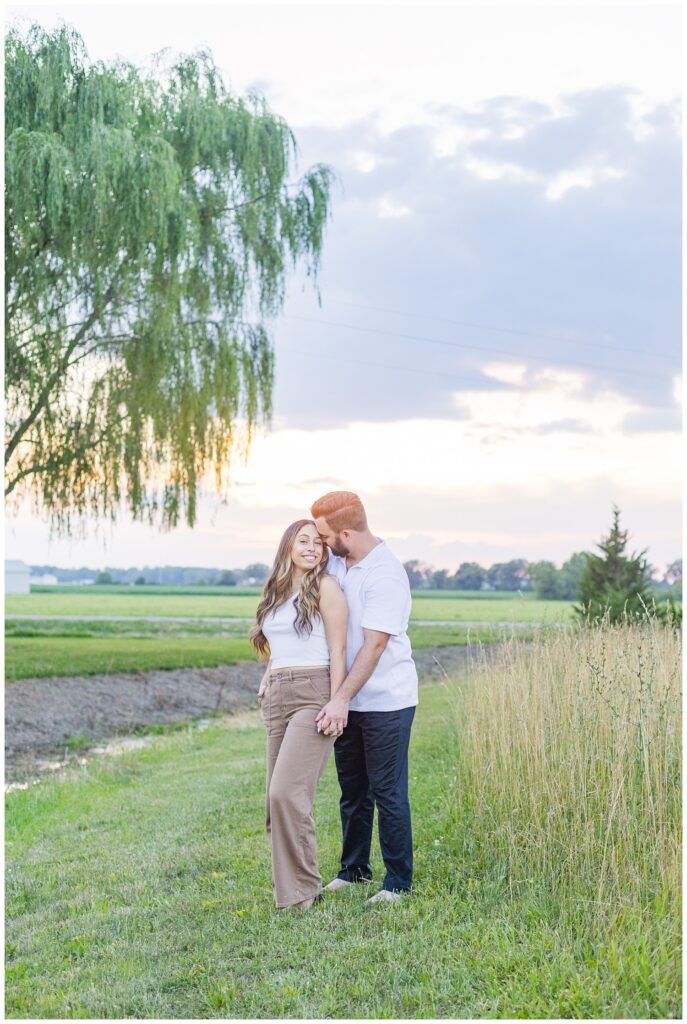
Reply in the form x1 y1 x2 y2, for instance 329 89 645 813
5 644 499 782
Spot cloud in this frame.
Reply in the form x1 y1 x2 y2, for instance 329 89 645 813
227 370 681 514
378 196 411 218
465 88 639 174
363 480 681 570
298 477 348 488
620 409 682 434
529 419 595 436
9 467 679 573
271 86 679 433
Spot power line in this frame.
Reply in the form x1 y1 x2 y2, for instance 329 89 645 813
279 343 504 389
324 297 669 360
283 313 675 382
278 341 676 412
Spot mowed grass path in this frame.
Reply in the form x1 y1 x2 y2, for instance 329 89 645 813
6 624 680 1018
6 586 575 623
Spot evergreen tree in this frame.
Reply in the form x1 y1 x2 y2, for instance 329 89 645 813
5 25 334 531
574 506 652 623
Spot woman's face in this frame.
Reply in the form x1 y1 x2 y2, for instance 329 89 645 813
290 524 325 572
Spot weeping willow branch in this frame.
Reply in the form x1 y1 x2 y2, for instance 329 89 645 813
4 24 335 531
5 278 119 464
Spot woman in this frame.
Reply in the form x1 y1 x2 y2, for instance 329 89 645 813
250 519 348 909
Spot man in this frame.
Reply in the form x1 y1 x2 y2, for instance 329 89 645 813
311 491 418 904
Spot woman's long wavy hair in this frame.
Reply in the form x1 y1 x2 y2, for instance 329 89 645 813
250 519 329 661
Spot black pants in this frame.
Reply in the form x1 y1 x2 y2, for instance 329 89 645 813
334 705 415 892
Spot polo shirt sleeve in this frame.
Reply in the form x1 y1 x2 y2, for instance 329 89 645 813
360 573 410 636
325 552 345 585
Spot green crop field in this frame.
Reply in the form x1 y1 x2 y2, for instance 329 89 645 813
5 587 561 679
6 587 575 623
4 623 509 681
5 624 680 1018
6 591 262 619
4 636 256 681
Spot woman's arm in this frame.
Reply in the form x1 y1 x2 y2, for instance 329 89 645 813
319 576 348 696
257 659 272 701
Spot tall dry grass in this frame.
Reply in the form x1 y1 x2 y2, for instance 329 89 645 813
452 619 681 936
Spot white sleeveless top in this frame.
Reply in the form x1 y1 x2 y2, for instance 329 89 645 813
262 595 330 670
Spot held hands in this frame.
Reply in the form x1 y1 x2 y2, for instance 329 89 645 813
315 696 349 737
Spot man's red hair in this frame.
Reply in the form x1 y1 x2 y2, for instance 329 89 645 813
311 491 367 532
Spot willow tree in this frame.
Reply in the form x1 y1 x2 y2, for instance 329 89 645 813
5 24 333 529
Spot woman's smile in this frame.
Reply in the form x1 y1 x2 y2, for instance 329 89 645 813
291 526 324 572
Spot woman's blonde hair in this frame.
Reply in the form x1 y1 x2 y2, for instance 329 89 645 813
249 519 328 661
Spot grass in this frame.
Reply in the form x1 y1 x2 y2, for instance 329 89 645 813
4 624 506 680
28 585 264 596
4 618 252 639
6 592 262 619
3 637 254 680
6 588 575 622
407 623 512 647
5 621 681 1018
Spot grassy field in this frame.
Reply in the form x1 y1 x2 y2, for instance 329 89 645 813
4 586 548 679
4 623 508 681
4 636 255 681
5 621 680 1018
6 586 575 623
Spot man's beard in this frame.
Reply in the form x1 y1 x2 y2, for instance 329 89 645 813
328 535 350 557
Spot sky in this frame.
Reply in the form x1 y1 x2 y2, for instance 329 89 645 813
4 1 683 574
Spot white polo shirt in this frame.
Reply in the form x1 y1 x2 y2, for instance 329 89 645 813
327 540 418 713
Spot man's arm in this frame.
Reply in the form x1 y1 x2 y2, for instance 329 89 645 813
316 628 390 735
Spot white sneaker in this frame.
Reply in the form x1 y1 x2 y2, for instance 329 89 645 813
324 877 353 892
367 889 403 904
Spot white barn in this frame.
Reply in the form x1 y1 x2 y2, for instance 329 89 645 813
6 559 30 594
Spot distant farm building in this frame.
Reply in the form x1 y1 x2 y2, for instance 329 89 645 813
5 559 30 594
30 572 58 585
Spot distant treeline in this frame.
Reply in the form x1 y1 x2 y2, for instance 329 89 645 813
30 564 271 586
30 556 682 600
403 555 682 600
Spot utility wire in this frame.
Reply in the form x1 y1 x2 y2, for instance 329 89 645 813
324 297 671 361
278 341 675 412
280 343 503 388
283 313 674 382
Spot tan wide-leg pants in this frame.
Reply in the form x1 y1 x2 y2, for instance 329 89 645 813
261 666 336 908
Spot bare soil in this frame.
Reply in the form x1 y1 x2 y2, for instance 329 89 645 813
5 644 496 783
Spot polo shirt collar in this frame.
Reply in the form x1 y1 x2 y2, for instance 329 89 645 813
349 538 386 570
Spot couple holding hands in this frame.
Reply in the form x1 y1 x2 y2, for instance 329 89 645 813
250 490 418 909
